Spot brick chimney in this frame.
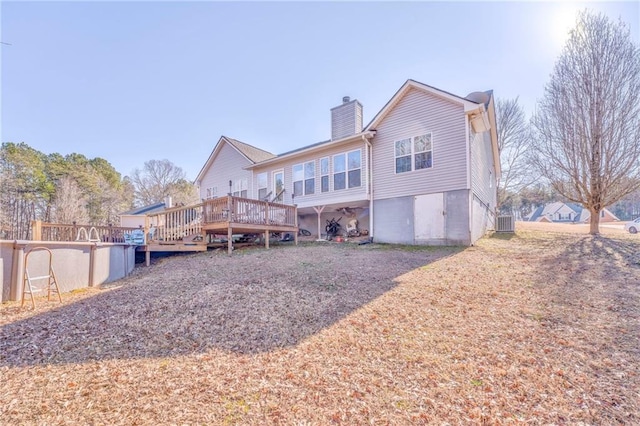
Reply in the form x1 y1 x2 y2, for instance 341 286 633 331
331 96 363 140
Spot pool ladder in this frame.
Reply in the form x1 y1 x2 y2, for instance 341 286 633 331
21 247 63 309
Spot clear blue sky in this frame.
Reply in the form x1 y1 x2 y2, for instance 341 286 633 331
2 1 638 181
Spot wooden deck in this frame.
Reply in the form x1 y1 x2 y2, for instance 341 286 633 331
144 196 298 259
30 196 298 265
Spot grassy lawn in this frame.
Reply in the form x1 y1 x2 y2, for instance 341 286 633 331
1 225 638 424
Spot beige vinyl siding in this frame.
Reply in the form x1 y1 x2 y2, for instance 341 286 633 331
332 109 356 139
470 129 497 241
198 142 254 200
372 87 468 200
251 139 369 209
470 129 497 208
331 101 363 140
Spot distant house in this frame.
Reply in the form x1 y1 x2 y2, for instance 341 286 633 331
195 79 500 246
119 197 174 228
525 202 619 223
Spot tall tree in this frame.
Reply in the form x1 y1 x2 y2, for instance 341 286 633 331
51 176 89 224
129 159 197 207
531 11 640 234
1 142 135 238
496 97 532 213
0 142 53 238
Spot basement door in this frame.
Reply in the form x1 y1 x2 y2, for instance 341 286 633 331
414 193 445 241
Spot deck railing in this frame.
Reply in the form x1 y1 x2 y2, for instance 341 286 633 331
202 196 297 227
31 221 141 243
146 203 204 243
28 196 297 245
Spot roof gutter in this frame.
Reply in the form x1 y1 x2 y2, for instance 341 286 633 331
244 131 377 170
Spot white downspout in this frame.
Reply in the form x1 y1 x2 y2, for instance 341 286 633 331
466 116 473 245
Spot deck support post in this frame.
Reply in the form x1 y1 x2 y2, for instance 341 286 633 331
313 206 325 241
145 249 150 267
264 230 270 250
31 220 43 241
144 215 150 245
294 205 299 246
227 227 233 256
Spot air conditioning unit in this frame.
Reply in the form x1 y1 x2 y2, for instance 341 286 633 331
496 215 515 233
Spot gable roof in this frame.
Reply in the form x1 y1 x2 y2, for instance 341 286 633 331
225 137 275 164
363 79 501 180
120 201 165 216
194 136 275 184
364 79 483 131
527 205 545 221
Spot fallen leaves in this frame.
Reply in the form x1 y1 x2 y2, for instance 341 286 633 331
0 227 639 424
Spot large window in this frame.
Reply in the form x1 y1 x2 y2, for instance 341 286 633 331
395 138 412 173
293 162 315 196
395 133 433 173
292 164 303 196
257 172 268 200
320 157 329 193
333 149 362 190
333 154 346 190
232 179 248 198
347 150 361 188
205 187 217 199
304 161 315 195
413 134 432 170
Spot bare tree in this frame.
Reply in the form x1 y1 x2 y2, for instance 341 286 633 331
51 176 89 224
129 159 196 207
531 11 640 234
170 178 200 207
496 97 533 213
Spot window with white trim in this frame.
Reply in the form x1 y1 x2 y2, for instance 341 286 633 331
304 161 315 195
232 179 248 198
205 187 217 199
413 134 432 170
395 133 433 173
333 153 346 190
333 149 362 190
347 150 361 188
293 161 315 196
273 170 284 202
293 164 303 196
320 157 329 192
257 172 268 200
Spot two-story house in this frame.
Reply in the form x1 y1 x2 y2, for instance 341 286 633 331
195 79 500 245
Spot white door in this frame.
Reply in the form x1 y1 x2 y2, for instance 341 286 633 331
273 169 284 202
414 193 445 240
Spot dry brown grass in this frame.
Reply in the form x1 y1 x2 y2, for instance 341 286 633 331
1 225 639 424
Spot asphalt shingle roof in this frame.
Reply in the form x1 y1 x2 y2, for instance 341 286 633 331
119 202 165 216
225 137 275 163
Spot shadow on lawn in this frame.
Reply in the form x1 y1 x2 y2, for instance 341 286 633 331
0 244 462 367
533 234 640 359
